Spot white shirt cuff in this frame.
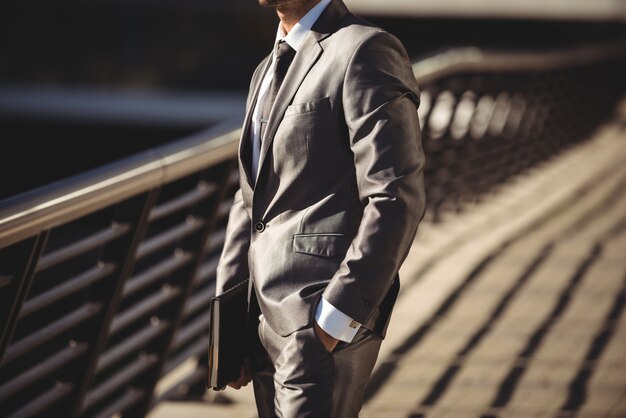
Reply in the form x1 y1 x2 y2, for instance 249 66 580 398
314 297 361 343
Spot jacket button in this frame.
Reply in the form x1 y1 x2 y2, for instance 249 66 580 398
254 221 266 233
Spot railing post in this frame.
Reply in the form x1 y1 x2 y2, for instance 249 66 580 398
67 189 161 418
0 232 48 363
124 162 235 418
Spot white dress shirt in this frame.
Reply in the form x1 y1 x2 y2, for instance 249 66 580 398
251 0 361 344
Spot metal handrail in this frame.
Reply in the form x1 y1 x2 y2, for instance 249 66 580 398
0 117 241 248
1 40 624 245
413 40 626 84
344 0 626 21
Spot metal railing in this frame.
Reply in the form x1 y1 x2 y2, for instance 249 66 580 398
344 0 626 21
0 40 624 418
413 41 626 220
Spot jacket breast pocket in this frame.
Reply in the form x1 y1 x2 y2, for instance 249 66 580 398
292 233 354 258
284 96 332 117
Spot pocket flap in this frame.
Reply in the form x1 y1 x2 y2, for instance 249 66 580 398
292 234 353 258
285 96 332 117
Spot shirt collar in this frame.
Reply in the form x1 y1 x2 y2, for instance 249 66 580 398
275 0 332 52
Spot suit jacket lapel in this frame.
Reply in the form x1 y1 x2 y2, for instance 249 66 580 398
257 37 322 172
239 54 272 194
256 0 349 183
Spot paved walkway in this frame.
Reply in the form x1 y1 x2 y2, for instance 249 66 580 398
149 103 626 418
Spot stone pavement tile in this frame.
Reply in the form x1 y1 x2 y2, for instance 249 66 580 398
607 395 626 417
526 334 626 416
549 240 599 260
549 315 619 335
572 259 626 297
521 360 588 384
504 172 626 262
488 304 551 337
492 292 555 324
433 362 516 409
574 413 613 418
503 294 567 322
508 370 572 410
438 359 607 414
403 334 466 361
563 171 626 237
588 366 626 390
596 319 626 369
579 387 626 418
148 401 257 418
420 406 486 418
360 406 423 418
461 351 525 367
574 317 626 417
531 333 596 363
441 250 544 322
528 357 584 372
148 385 257 418
604 228 626 261
440 289 509 320
364 358 466 416
581 360 626 415
497 406 556 418
469 327 533 363
518 168 626 244
383 358 454 385
502 235 554 259
365 383 428 410
399 327 471 361
464 248 541 290
573 183 626 239
548 304 614 341
530 260 625 362
503 263 624 414
518 258 581 294
562 295 622 323
431 316 488 342
437 386 497 409
578 207 626 243
543 319 609 343
461 279 525 301
365 358 456 410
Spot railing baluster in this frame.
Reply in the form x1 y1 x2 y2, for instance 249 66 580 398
126 161 236 417
67 189 162 418
0 232 48 363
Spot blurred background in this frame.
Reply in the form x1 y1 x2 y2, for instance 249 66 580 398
0 1 625 417
1 0 625 200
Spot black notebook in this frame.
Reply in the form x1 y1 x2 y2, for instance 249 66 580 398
207 279 251 390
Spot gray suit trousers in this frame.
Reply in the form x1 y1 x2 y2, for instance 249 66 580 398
252 315 382 418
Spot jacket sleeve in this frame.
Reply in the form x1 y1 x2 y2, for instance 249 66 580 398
322 31 426 325
215 188 251 295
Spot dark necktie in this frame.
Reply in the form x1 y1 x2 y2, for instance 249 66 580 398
260 40 296 144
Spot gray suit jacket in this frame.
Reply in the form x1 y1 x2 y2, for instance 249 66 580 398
216 0 426 338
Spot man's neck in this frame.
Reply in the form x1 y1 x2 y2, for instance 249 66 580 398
276 0 321 34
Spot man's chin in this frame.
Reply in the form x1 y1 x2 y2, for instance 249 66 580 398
258 0 291 7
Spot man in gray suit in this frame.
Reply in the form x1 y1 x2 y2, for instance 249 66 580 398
215 0 425 416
